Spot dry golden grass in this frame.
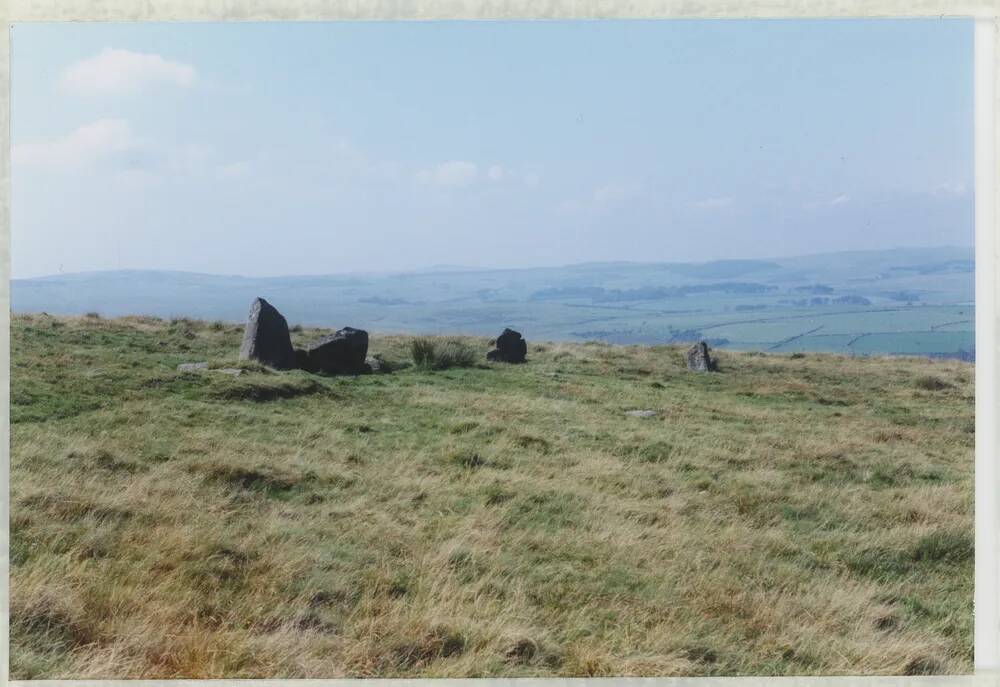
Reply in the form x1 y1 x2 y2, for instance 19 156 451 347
10 313 974 677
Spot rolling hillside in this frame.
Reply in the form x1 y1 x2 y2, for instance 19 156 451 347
10 314 974 678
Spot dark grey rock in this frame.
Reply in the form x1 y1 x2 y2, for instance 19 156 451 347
239 298 297 370
487 328 527 363
298 327 369 374
685 341 715 372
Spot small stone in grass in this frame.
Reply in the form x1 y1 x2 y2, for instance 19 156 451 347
177 362 209 372
625 409 657 418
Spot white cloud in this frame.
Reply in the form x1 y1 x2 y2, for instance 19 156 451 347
321 138 404 183
804 194 850 209
412 160 537 190
689 196 733 210
13 118 140 169
369 161 404 182
416 160 479 187
167 143 216 176
218 160 253 179
554 181 642 216
931 181 969 197
14 119 246 183
487 164 506 181
59 48 197 95
592 182 642 205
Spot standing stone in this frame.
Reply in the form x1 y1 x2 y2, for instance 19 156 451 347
685 341 715 372
296 327 369 374
487 328 527 363
239 297 297 370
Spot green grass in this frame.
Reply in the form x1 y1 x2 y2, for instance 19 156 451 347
411 337 478 370
10 313 974 678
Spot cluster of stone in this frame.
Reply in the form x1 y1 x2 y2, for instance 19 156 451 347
232 297 715 375
238 297 370 374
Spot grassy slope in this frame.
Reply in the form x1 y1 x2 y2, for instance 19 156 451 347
10 313 974 678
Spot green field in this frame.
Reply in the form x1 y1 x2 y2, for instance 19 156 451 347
11 314 974 678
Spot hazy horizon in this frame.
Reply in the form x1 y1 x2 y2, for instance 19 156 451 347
13 19 973 279
12 243 976 282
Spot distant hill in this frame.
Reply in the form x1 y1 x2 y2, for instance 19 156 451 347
12 246 975 357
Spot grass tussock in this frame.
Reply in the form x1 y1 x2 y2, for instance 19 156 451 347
914 375 954 391
9 313 974 678
205 375 330 402
411 337 477 370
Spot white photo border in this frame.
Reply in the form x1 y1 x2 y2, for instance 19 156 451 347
1 1 996 685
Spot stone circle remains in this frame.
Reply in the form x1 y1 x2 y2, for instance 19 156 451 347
233 297 714 376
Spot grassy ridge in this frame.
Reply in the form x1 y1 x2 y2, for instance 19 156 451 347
10 313 974 678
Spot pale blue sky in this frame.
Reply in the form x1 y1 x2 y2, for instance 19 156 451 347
12 19 973 279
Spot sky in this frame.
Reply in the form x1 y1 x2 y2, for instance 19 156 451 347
12 19 973 279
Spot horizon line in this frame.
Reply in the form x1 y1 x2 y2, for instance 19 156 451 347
12 243 975 282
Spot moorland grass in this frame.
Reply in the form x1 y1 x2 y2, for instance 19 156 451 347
411 337 478 370
9 313 974 678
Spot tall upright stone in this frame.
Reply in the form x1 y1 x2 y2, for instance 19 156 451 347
239 297 297 370
685 341 715 372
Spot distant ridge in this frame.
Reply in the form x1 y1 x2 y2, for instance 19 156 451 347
11 246 974 358
14 245 974 283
